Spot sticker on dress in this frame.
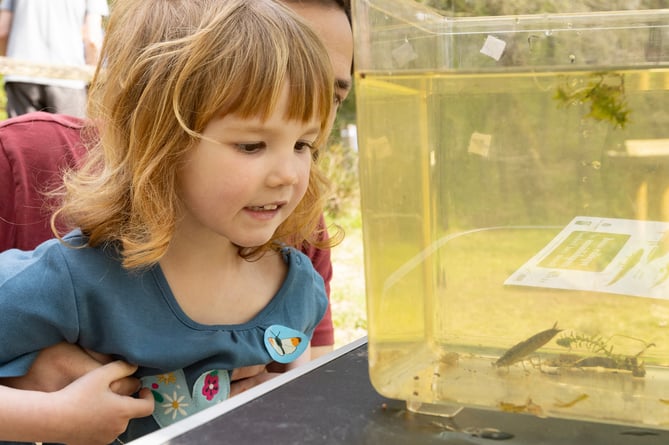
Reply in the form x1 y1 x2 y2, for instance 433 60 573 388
141 368 230 428
192 369 230 411
264 324 308 363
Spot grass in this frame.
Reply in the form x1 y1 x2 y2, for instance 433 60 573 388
320 136 367 349
328 202 368 349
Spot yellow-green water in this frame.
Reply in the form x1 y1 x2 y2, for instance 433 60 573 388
357 68 669 428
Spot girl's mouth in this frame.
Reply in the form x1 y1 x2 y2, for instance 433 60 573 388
246 204 280 211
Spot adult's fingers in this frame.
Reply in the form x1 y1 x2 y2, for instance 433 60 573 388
84 348 114 365
81 350 139 395
229 371 279 397
230 364 267 381
110 375 142 396
98 360 140 382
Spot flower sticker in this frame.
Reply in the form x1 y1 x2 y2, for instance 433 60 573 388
193 369 230 411
142 368 231 427
201 371 219 401
157 373 177 385
162 390 189 420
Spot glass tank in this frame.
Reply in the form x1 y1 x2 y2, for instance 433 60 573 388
353 0 669 429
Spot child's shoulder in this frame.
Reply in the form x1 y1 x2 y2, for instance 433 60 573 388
281 245 319 274
60 229 88 246
5 229 120 269
280 245 326 297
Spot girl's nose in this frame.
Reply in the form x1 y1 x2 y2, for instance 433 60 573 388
266 152 300 187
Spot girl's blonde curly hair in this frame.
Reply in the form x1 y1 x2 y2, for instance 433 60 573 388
53 0 337 269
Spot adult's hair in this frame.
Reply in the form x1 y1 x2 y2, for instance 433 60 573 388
53 0 335 269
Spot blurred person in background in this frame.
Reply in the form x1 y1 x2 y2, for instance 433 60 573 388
0 0 108 118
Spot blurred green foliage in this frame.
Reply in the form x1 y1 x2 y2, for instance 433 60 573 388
322 86 360 219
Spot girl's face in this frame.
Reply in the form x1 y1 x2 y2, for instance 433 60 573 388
176 85 320 249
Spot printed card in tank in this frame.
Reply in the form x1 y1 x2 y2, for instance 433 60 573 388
505 216 669 300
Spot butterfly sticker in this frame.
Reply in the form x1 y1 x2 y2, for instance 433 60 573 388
264 324 308 363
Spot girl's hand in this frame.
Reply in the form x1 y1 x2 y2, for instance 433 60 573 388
49 361 154 445
0 361 153 445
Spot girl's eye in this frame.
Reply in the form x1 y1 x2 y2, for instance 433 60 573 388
295 141 314 152
236 142 265 153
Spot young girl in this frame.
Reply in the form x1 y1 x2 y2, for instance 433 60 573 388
0 0 336 443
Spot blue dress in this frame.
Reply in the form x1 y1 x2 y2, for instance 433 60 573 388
0 230 328 441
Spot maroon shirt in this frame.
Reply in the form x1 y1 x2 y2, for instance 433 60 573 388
0 112 334 346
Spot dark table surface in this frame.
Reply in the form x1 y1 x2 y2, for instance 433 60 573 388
130 337 669 445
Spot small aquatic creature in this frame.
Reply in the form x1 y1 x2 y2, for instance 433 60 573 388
556 332 654 377
574 355 647 377
498 398 545 418
556 332 614 356
430 421 514 441
554 393 589 408
495 322 563 367
462 427 514 440
620 430 660 437
439 351 459 367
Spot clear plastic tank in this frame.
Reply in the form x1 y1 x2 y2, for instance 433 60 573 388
353 0 669 429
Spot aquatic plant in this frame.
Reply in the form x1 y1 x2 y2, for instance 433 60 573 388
554 72 630 129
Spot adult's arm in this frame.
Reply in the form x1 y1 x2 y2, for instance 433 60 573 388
0 133 17 251
0 112 87 252
82 12 104 65
303 216 336 358
7 343 285 398
0 8 12 56
308 243 335 357
1 342 140 396
82 0 108 66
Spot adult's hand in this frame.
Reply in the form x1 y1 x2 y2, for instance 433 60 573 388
229 365 280 396
0 342 140 396
2 342 293 399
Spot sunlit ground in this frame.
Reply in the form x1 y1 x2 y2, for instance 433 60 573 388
329 205 367 350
